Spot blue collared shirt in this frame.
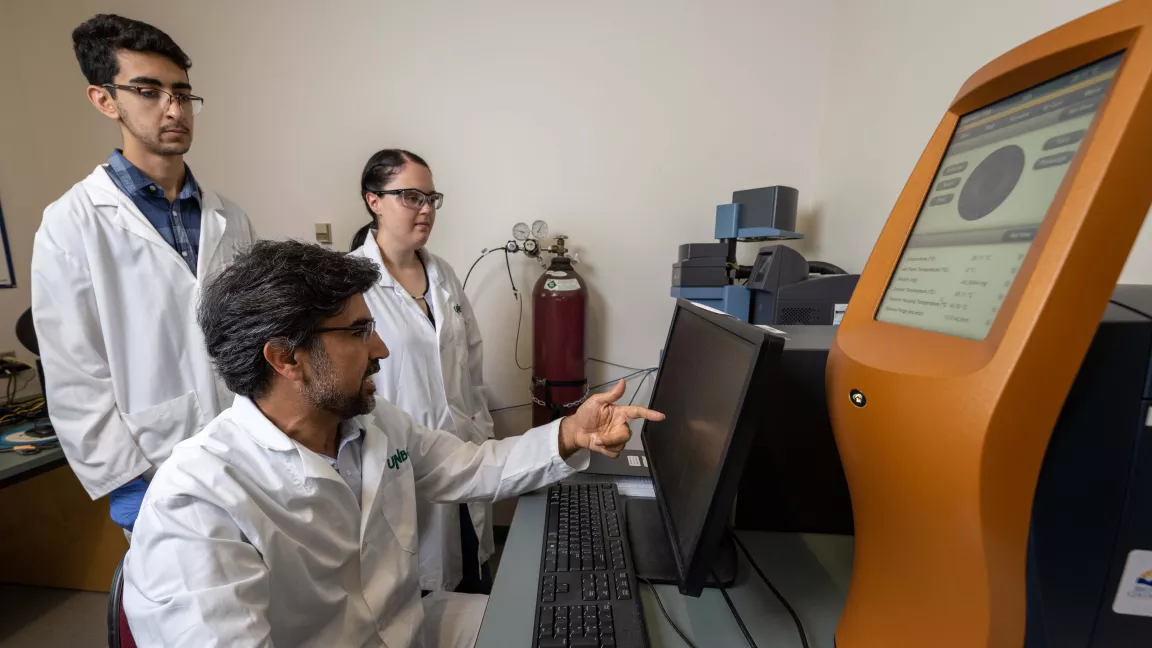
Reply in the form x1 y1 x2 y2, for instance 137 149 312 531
103 149 201 274
318 422 366 507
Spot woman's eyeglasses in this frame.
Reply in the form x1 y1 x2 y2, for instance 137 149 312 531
371 188 444 211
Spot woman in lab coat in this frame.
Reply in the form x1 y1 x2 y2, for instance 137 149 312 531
350 149 496 593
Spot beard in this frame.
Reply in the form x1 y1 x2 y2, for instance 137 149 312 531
302 347 379 419
118 104 191 156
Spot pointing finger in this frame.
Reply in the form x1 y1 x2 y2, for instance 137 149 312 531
614 405 664 422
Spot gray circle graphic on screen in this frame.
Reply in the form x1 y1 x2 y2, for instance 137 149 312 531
957 145 1025 221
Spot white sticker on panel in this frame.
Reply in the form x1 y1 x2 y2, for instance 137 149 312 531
1112 549 1152 617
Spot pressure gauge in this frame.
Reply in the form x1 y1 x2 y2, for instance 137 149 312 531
523 239 539 254
513 222 531 241
532 220 549 239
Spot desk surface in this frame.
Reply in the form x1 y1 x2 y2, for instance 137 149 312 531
478 490 854 648
0 445 66 487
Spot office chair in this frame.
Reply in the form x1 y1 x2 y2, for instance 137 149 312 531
14 307 46 399
15 308 36 355
107 556 137 648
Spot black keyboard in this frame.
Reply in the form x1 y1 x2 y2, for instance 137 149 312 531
532 483 648 648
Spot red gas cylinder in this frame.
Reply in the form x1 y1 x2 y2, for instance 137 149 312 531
531 245 587 426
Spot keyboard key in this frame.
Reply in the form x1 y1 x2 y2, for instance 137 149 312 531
571 637 599 647
599 603 612 616
602 635 617 646
538 638 568 647
601 623 615 635
558 582 569 594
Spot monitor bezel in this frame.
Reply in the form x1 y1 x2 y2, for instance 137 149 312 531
640 299 785 596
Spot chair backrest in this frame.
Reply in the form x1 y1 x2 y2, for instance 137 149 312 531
107 556 137 648
15 307 37 355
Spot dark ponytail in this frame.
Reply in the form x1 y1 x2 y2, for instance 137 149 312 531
349 223 373 251
351 148 431 251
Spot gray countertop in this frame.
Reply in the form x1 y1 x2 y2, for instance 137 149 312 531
477 490 853 647
0 445 66 487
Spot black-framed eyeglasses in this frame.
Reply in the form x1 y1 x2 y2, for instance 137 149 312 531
371 188 444 211
313 320 376 344
102 84 204 116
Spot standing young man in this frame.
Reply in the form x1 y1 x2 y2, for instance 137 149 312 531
30 14 256 531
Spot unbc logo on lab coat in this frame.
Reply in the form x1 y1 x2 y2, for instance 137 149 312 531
387 449 410 470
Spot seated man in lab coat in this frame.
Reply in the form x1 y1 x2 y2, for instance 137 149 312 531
123 240 663 648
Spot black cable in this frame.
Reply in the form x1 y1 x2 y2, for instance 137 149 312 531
492 369 655 418
15 372 36 397
590 368 656 391
512 288 531 371
713 570 758 648
461 245 506 291
503 248 518 294
731 532 810 648
588 357 646 372
640 578 698 648
628 369 657 406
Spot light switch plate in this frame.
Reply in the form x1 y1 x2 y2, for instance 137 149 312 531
315 223 333 245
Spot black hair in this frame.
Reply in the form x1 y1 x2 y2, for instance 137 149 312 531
350 149 431 250
198 240 381 399
72 14 192 88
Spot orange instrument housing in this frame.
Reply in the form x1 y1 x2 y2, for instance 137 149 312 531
827 2 1152 647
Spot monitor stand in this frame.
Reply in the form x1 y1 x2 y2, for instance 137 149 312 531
624 497 737 589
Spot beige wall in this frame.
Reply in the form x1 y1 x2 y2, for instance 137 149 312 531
812 0 1152 283
0 0 836 421
3 0 1149 428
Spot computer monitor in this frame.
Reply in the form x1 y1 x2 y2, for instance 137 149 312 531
826 2 1152 646
636 299 784 596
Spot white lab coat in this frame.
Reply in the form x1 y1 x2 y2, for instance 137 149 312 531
30 166 256 499
123 395 588 648
350 237 496 591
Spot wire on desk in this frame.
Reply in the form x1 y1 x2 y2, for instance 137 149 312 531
640 577 698 648
713 569 758 648
731 532 811 648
